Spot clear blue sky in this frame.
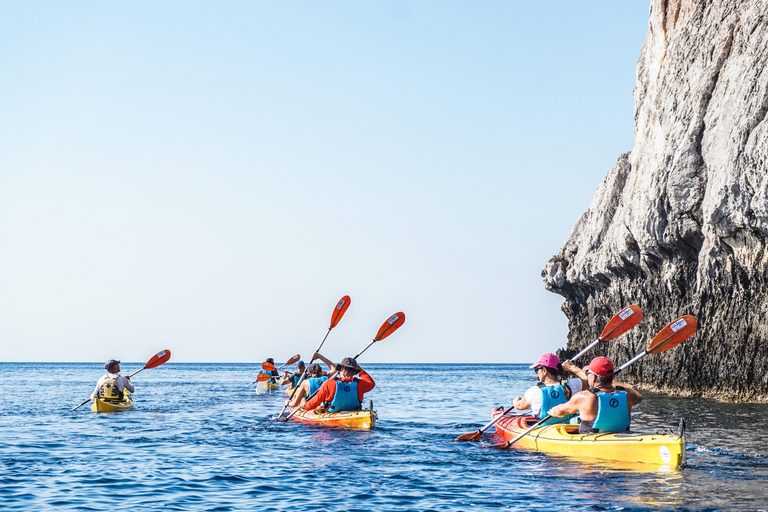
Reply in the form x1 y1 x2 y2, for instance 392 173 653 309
0 2 649 364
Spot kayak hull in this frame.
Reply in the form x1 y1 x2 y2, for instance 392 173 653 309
289 407 377 429
492 408 685 468
91 394 133 413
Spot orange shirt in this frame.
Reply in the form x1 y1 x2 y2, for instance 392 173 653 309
304 370 375 410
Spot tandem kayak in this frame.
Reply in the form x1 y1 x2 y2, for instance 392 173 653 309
491 408 686 468
289 401 377 429
91 394 133 413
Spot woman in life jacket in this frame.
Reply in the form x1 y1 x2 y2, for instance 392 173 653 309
547 356 643 433
286 351 336 408
89 359 135 402
512 353 588 425
301 357 375 414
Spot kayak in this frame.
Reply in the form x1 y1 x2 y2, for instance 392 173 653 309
263 381 280 391
285 385 295 396
491 408 686 468
289 401 377 429
91 393 133 413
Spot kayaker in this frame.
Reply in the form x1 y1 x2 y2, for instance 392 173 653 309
512 353 586 424
90 359 134 402
260 358 280 383
286 352 336 407
280 360 306 387
301 357 375 413
547 356 643 433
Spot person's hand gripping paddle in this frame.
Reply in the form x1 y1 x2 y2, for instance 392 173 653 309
455 305 642 441
71 349 172 411
276 296 351 419
489 315 697 449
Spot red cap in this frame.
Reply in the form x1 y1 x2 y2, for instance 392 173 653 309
585 357 614 378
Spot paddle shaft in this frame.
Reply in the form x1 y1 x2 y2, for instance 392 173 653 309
277 327 332 419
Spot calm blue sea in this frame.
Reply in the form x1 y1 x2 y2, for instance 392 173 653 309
1 362 767 511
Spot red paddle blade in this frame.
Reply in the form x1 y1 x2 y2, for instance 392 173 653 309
285 354 301 365
374 312 406 341
144 349 171 369
599 305 643 341
647 315 697 354
262 362 277 372
257 373 272 382
455 430 483 442
330 295 351 329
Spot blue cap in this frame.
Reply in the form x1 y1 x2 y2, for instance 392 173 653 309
297 360 305 367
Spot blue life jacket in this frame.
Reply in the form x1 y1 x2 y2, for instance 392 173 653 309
259 369 278 383
327 379 360 412
308 376 328 396
538 381 572 424
291 373 304 387
589 387 630 432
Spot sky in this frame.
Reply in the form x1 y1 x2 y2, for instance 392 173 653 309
0 2 650 364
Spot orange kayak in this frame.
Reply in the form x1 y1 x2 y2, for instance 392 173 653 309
289 402 377 429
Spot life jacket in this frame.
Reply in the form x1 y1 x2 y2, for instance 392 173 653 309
327 378 360 412
308 376 328 396
291 372 304 387
586 386 630 433
98 373 124 401
538 380 572 424
260 370 278 383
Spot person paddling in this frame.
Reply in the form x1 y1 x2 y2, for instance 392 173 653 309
512 353 587 425
90 359 135 402
286 352 336 408
548 356 643 433
260 358 280 384
300 357 375 413
280 360 306 388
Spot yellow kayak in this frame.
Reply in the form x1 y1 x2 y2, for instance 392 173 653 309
91 393 133 413
492 408 686 468
290 403 377 429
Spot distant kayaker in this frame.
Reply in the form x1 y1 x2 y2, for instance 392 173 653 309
300 357 375 413
548 356 643 433
512 353 586 424
286 352 336 408
280 360 306 388
90 359 134 402
261 358 280 383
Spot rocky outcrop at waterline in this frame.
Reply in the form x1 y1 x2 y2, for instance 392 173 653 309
542 0 768 402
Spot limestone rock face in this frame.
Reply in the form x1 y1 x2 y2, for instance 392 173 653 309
543 0 768 401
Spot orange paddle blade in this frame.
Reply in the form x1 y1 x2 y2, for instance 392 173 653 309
647 315 697 354
330 295 351 329
145 349 171 369
257 373 272 382
455 430 483 442
374 312 406 341
599 305 642 341
262 362 277 372
285 354 301 365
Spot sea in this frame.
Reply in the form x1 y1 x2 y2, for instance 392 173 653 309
1 362 767 511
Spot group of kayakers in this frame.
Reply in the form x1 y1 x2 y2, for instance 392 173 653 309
516 352 642 433
260 352 376 415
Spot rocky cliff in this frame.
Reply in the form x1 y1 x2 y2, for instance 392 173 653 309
542 0 768 401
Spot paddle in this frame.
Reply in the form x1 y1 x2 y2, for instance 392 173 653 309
281 311 406 422
71 349 172 411
276 296 351 419
247 355 303 387
455 305 643 442
489 315 697 449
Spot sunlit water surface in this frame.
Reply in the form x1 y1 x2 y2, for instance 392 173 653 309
1 363 767 511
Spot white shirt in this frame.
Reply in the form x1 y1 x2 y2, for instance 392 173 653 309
90 372 135 399
523 378 583 416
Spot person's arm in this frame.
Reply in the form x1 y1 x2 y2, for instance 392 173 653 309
615 382 643 409
313 352 336 372
513 396 530 410
548 392 588 418
513 386 538 412
355 370 375 400
89 377 103 400
289 381 311 408
279 371 292 386
562 360 588 388
305 379 335 411
119 375 135 393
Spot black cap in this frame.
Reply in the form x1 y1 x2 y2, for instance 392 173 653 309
105 359 120 370
339 357 361 371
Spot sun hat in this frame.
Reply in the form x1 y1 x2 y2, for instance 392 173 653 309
584 356 615 378
104 359 120 370
339 357 361 371
529 353 560 370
